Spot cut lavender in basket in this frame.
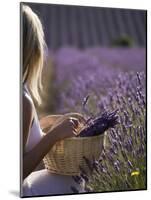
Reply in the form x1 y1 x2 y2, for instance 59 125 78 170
76 94 119 137
77 109 119 137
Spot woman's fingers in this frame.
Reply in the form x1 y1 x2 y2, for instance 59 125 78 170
73 129 78 136
69 117 79 128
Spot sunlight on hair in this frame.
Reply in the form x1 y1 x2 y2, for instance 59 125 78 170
22 5 47 105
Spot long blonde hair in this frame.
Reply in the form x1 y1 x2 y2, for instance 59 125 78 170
22 5 46 105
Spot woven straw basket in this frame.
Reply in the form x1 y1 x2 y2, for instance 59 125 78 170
43 133 106 175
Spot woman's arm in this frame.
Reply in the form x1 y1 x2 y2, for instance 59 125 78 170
23 95 80 180
23 95 61 179
23 126 59 180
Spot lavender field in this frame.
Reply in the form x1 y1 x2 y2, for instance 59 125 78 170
44 47 146 192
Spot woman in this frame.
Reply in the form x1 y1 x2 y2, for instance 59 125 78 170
22 5 86 197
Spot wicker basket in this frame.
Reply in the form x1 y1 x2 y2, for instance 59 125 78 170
43 133 106 175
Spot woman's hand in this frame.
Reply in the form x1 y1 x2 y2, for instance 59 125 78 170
48 116 81 141
40 112 86 141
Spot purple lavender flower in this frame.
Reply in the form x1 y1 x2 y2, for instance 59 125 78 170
128 160 133 169
72 175 83 184
70 186 79 193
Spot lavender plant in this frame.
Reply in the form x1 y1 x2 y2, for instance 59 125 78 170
73 72 146 192
50 47 146 192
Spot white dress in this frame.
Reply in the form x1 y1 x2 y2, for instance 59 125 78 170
22 84 85 197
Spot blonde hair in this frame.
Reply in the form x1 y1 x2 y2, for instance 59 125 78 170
22 5 46 105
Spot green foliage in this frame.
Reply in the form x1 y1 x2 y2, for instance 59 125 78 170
111 35 134 47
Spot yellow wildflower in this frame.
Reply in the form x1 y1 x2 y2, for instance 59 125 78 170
131 171 140 176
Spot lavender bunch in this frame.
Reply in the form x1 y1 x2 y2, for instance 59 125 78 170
77 110 119 137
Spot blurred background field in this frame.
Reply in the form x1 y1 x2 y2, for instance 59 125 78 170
25 3 146 116
25 3 146 192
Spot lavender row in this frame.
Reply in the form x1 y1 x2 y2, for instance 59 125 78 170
47 47 146 192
